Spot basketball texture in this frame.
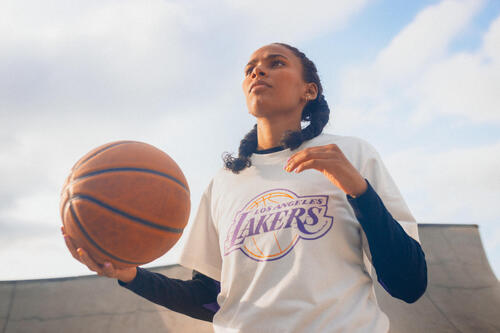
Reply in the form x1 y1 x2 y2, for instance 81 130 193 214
60 141 190 268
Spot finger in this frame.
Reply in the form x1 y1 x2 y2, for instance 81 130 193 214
289 144 336 157
294 159 324 173
77 248 103 274
102 262 116 277
286 152 334 172
287 144 340 162
287 143 346 171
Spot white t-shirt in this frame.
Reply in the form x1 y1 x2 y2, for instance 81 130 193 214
179 133 419 333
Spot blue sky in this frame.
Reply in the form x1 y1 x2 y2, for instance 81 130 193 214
0 0 499 280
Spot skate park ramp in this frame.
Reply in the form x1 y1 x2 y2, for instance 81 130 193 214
375 224 500 333
1 224 499 333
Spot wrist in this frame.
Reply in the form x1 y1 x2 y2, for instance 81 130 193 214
118 267 138 284
348 178 368 198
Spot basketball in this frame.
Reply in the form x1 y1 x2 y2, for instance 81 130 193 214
60 141 190 268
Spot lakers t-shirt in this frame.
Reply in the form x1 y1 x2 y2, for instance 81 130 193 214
178 133 419 333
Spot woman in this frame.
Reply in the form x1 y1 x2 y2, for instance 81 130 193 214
62 43 427 332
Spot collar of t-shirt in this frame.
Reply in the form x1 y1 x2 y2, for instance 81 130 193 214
251 143 299 166
254 146 285 154
251 136 322 165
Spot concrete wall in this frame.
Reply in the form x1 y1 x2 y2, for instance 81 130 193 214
0 265 212 333
1 224 499 333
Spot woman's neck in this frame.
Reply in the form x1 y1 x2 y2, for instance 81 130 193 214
256 116 301 150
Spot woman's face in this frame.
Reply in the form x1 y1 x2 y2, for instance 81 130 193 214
242 44 312 119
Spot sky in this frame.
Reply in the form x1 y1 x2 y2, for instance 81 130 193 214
1 0 499 280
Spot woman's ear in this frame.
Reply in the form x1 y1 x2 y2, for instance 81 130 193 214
304 82 318 101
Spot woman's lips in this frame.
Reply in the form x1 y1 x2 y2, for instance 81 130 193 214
249 80 271 93
251 84 269 92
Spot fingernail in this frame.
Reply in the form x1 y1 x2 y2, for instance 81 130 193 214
104 262 111 268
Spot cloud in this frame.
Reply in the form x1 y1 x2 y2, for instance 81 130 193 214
0 0 207 116
384 140 500 223
224 0 369 44
375 0 484 82
0 0 372 119
410 13 500 123
384 140 500 278
334 0 490 130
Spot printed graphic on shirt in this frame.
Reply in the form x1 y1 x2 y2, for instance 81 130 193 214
224 188 334 261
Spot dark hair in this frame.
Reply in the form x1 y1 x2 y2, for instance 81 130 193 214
223 43 330 173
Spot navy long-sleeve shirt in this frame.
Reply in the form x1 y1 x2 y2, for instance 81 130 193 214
347 179 427 303
118 178 427 322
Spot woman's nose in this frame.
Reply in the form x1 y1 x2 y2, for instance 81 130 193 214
251 65 266 78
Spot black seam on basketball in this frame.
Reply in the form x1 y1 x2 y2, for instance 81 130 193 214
69 194 184 234
68 202 143 265
73 167 189 192
73 141 137 171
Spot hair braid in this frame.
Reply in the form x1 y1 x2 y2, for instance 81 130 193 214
222 124 257 173
281 94 330 150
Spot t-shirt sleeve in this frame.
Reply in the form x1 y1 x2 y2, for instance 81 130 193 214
178 179 222 282
357 140 420 244
350 139 419 274
348 140 427 303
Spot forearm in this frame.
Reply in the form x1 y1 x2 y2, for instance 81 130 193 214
347 179 427 303
117 267 219 321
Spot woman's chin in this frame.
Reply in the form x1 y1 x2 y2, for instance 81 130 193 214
247 99 272 117
248 105 275 118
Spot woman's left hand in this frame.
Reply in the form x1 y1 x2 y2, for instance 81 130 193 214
285 144 368 197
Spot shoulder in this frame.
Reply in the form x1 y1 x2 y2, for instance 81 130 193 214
308 133 379 157
204 166 238 196
307 133 384 173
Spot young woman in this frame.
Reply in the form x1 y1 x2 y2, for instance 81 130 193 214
62 43 427 332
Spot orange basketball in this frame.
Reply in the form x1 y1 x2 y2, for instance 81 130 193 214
60 141 190 268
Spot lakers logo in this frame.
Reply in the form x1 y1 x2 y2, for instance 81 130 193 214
224 189 334 261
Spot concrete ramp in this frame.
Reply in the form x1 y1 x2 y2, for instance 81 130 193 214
1 224 499 333
0 265 213 333
374 224 500 333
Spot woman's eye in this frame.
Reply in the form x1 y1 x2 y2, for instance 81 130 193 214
271 60 284 67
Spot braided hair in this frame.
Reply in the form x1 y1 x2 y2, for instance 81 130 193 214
223 43 331 174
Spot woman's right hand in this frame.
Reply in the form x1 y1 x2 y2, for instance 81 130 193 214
61 226 138 283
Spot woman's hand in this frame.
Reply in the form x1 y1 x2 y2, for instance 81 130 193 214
61 226 137 283
284 144 368 197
